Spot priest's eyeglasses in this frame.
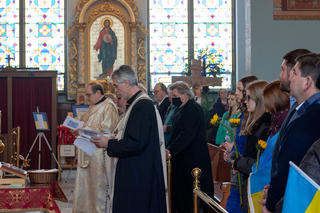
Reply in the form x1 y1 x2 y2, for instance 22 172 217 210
85 93 94 98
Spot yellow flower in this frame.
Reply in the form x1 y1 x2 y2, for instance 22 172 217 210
230 118 241 128
210 113 219 125
258 140 267 149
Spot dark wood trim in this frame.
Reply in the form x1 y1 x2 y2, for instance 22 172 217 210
0 70 58 169
7 77 12 164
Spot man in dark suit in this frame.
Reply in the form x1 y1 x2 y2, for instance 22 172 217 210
261 53 320 213
154 83 171 123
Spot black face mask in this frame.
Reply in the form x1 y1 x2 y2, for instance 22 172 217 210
172 97 183 107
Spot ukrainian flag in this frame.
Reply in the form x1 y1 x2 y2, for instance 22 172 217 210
248 134 278 213
282 161 320 213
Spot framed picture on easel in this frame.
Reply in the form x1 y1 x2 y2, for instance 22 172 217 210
72 105 90 121
32 112 50 131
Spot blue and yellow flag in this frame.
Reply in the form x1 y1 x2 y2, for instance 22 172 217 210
248 134 278 213
282 161 320 213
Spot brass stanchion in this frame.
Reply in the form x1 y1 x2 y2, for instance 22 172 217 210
11 127 21 167
192 168 202 213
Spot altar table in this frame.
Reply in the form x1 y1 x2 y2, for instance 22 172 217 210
0 181 67 213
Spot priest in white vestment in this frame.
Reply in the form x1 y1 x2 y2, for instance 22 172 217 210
73 82 119 213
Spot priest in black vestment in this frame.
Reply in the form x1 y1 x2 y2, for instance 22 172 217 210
166 81 213 213
91 65 167 213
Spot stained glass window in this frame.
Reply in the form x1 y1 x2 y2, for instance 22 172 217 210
25 0 65 91
0 0 20 68
194 0 232 89
149 0 188 89
0 1 65 91
149 0 233 90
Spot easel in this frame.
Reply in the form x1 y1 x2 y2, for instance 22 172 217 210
24 109 63 172
25 131 62 171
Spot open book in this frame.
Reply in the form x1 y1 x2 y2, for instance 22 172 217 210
0 162 28 179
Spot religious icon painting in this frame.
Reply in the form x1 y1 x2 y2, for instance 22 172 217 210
273 0 320 20
89 15 125 82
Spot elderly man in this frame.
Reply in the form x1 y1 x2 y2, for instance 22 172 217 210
91 65 167 213
166 81 213 213
73 82 119 213
154 83 171 123
261 53 320 213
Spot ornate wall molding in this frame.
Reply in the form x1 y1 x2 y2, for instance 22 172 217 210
123 0 139 18
75 0 91 22
129 21 138 32
88 2 126 23
137 37 146 87
78 30 86 85
131 32 137 71
76 23 87 32
68 38 78 91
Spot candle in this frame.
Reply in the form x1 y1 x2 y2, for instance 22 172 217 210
68 129 73 145
63 126 68 145
58 125 63 145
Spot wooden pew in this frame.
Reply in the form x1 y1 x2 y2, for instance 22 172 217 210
207 143 231 209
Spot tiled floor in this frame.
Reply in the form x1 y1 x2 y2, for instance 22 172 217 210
56 179 75 213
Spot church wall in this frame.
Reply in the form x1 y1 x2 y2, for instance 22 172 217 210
250 0 320 82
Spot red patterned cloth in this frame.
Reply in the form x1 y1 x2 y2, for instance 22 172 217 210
0 181 67 213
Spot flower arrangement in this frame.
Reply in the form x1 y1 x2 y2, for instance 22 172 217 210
211 114 242 203
255 139 267 170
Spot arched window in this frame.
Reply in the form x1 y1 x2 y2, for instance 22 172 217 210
0 0 65 91
149 0 233 90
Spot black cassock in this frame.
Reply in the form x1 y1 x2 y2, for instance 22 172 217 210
167 99 213 212
107 91 166 213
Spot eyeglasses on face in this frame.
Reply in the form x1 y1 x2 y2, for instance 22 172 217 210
153 90 161 95
85 93 94 98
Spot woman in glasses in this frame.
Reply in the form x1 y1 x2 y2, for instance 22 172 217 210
232 80 271 212
224 75 258 213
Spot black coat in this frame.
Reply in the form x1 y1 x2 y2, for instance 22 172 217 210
167 99 213 211
266 103 320 212
107 93 166 213
276 138 320 213
234 112 271 212
211 97 228 141
158 97 171 123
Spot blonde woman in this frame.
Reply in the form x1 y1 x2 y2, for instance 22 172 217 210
232 80 271 212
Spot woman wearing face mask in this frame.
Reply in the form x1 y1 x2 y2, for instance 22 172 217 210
165 81 213 213
216 91 241 146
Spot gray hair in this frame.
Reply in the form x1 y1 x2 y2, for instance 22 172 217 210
85 82 104 95
169 81 195 100
111 65 138 87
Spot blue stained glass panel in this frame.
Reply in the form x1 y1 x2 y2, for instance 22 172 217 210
25 0 65 91
194 0 232 89
0 0 20 68
149 0 188 89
